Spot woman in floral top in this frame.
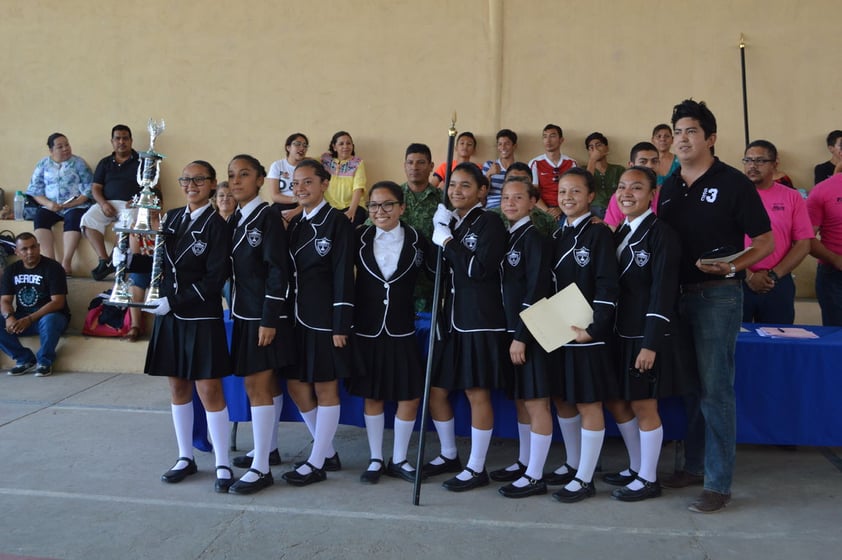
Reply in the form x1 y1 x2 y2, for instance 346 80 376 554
26 133 93 276
321 131 367 226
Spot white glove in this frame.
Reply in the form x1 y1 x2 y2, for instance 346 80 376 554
433 203 452 228
432 223 453 247
143 297 171 316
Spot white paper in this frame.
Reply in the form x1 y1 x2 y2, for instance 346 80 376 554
519 283 594 353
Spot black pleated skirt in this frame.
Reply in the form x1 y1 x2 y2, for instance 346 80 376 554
231 318 296 377
432 330 513 391
560 341 620 403
346 332 424 401
283 325 354 382
509 338 552 400
145 314 231 379
616 334 697 401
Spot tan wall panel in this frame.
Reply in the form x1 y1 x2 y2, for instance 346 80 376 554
0 0 839 211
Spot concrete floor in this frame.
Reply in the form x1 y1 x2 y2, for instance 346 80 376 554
1 371 840 560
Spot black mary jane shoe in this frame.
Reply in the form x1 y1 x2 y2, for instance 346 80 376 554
489 461 527 482
543 463 576 486
602 468 637 486
232 449 282 469
282 462 327 487
442 467 490 492
552 477 596 503
161 457 198 484
611 476 662 502
229 468 274 495
498 475 548 499
215 466 235 494
360 458 385 484
295 452 341 472
385 459 426 483
421 454 463 478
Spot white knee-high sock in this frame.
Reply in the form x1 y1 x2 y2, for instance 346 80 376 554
516 422 531 466
565 428 604 489
627 425 664 491
556 414 581 471
301 407 337 458
250 405 275 474
465 427 493 474
270 394 283 452
171 402 194 466
392 418 415 466
304 404 340 470
206 409 231 477
523 432 552 482
433 418 457 461
364 413 385 468
616 417 641 473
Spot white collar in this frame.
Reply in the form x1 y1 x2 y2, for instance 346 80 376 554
564 212 591 229
375 225 403 240
453 203 483 228
302 199 328 220
238 196 263 224
508 215 531 232
184 203 211 222
622 208 653 235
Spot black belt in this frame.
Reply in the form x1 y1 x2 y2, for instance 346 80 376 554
680 278 740 294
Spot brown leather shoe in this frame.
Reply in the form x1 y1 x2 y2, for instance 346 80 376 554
688 490 731 513
660 470 704 489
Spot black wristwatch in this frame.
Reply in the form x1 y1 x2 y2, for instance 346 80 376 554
767 270 779 283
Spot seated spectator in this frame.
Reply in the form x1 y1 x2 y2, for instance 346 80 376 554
321 130 368 225
267 132 309 223
430 132 481 188
742 140 812 323
482 129 518 208
652 124 680 184
0 233 70 377
528 124 577 220
26 133 93 276
584 132 625 218
81 124 142 281
813 130 842 186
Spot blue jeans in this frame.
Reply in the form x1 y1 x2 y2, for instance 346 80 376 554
815 263 842 326
742 273 796 324
679 283 742 495
0 312 69 366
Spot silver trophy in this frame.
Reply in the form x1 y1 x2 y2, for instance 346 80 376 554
107 118 166 307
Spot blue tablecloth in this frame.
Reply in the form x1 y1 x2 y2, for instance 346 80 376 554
198 317 841 447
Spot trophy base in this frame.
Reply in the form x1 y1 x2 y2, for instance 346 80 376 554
103 300 159 309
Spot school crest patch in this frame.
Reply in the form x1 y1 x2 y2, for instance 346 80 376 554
246 228 263 248
574 246 591 267
634 250 650 267
315 237 332 256
462 233 478 252
191 240 207 256
507 250 521 267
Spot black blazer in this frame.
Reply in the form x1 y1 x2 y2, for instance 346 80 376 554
616 212 682 352
502 221 552 343
551 217 618 343
159 205 231 320
354 223 430 337
230 201 290 327
288 203 355 334
441 206 507 333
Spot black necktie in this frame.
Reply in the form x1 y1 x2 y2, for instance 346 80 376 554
614 223 631 247
232 209 242 226
176 211 192 238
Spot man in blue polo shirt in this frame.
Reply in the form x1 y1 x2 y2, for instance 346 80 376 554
81 124 142 280
657 99 773 513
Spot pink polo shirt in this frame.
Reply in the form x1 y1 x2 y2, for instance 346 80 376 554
807 174 842 264
746 182 813 271
604 189 661 228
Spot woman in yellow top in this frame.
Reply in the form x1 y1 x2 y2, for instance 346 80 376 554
321 131 367 226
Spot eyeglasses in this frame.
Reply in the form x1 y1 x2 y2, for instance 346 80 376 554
291 141 309 149
368 201 400 213
741 158 774 166
178 176 211 187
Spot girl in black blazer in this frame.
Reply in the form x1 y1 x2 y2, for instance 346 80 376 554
282 158 355 486
603 167 690 502
548 167 619 503
226 155 295 495
347 181 430 483
144 160 233 493
422 162 512 492
493 175 554 499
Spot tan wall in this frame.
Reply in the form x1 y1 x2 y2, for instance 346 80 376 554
0 1 837 212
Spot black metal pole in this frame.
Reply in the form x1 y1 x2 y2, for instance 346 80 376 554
413 114 457 505
740 34 750 147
